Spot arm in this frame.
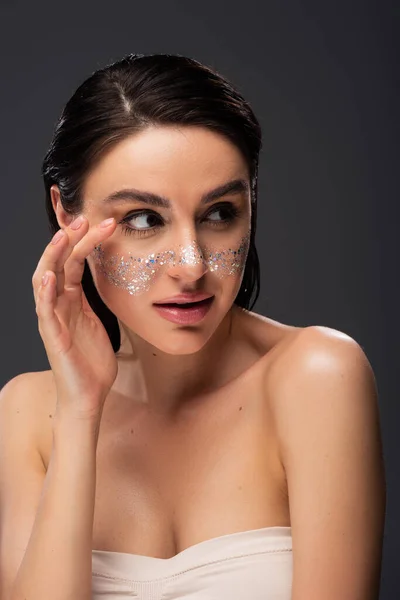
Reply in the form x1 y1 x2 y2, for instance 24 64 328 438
269 326 386 600
0 373 101 600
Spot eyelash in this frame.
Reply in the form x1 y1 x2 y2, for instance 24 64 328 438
119 202 241 238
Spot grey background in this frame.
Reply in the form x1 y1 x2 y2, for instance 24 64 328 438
0 0 397 597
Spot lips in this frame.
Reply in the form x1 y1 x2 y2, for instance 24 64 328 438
153 296 214 325
154 292 214 305
156 298 212 308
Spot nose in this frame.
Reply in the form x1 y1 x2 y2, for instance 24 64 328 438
166 238 209 283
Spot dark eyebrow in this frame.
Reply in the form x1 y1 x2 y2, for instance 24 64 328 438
100 178 249 209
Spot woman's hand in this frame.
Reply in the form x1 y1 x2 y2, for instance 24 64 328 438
32 215 119 420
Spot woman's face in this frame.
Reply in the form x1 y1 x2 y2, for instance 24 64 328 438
76 125 251 354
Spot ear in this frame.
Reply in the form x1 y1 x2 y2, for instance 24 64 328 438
50 184 74 228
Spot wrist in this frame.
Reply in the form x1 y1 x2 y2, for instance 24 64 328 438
52 406 103 444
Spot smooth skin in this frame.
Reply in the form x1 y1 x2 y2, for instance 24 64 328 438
0 125 386 600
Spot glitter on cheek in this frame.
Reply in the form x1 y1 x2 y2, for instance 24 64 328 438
90 232 250 296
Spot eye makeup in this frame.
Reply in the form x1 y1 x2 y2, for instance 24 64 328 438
90 232 250 296
118 201 242 238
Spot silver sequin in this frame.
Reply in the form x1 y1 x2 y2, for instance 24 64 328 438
90 233 250 295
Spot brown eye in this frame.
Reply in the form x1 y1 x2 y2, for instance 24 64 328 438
204 203 240 226
120 210 164 237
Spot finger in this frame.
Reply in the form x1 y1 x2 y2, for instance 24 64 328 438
32 229 70 307
63 217 117 301
36 270 63 350
53 216 90 297
32 215 90 306
32 215 116 309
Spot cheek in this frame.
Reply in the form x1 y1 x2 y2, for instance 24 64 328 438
89 243 164 296
88 231 250 296
207 233 250 278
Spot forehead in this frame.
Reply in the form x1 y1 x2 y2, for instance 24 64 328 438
82 125 248 204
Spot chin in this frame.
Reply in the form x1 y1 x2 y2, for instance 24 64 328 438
145 324 217 356
141 308 230 355
156 340 209 356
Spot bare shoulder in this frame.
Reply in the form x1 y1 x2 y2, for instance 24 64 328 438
267 324 373 392
0 370 56 420
264 324 380 467
262 327 385 598
0 370 57 469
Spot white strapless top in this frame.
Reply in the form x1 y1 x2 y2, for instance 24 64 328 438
91 526 292 599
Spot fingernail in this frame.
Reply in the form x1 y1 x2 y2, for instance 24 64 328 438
51 229 65 245
100 218 114 228
41 272 49 286
71 215 85 230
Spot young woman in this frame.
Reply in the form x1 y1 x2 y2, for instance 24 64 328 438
0 53 385 600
